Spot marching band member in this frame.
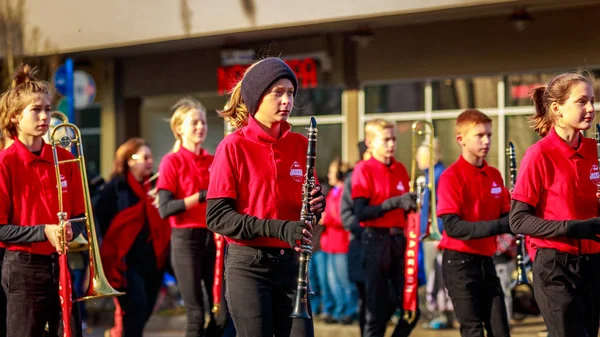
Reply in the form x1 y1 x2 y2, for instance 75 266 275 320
321 159 357 324
351 118 418 337
0 65 85 337
436 109 512 337
510 73 600 337
156 98 217 337
96 138 170 337
206 57 324 337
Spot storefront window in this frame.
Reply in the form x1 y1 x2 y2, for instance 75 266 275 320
432 76 500 110
75 104 101 179
140 94 228 172
505 115 541 178
364 82 425 113
293 87 343 116
505 72 561 107
291 123 342 184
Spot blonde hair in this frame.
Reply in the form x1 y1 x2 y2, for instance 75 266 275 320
455 109 492 137
0 64 54 138
364 118 395 160
417 137 442 162
169 97 206 152
217 62 259 129
529 72 594 137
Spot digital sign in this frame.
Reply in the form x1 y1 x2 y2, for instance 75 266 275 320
217 58 319 95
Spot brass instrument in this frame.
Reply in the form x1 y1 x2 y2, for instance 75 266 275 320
46 111 89 253
409 120 442 241
50 122 124 301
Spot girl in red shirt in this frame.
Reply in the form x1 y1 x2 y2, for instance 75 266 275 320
206 57 325 337
320 159 357 324
96 138 170 337
510 73 600 337
0 65 85 337
155 98 217 337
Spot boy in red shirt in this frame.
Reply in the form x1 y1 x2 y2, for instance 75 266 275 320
0 65 85 337
436 109 512 337
510 73 600 337
351 118 418 337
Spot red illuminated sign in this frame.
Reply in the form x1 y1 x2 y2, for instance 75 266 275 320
511 84 544 99
217 58 319 95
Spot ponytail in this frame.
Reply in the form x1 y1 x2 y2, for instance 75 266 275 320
218 80 250 129
528 86 554 138
527 72 595 137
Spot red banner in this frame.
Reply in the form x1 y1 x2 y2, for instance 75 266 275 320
212 233 225 314
59 254 72 337
403 212 419 323
217 58 319 95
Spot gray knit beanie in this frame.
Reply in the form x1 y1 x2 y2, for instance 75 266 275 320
241 58 298 116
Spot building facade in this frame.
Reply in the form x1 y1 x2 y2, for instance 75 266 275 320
21 0 600 181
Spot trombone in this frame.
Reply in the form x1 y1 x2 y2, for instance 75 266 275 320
50 122 124 301
409 121 442 242
46 111 89 253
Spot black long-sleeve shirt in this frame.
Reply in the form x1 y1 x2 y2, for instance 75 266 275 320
353 198 388 222
341 171 362 236
0 213 86 244
441 213 509 240
207 198 322 241
509 199 570 237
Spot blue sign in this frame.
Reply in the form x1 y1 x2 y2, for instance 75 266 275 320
53 65 68 96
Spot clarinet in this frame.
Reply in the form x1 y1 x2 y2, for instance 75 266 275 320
290 117 318 319
506 142 532 290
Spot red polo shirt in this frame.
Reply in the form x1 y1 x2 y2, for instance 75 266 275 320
437 156 510 257
320 185 349 254
207 116 312 248
0 139 85 255
512 127 600 255
351 157 409 228
157 147 214 228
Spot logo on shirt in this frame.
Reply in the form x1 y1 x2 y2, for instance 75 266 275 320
491 181 502 197
396 181 405 192
590 165 600 186
59 174 68 191
290 161 304 183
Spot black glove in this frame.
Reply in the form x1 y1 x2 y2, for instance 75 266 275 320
267 220 307 248
381 193 417 212
566 218 600 242
198 190 207 203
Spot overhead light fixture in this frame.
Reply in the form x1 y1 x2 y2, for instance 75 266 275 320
509 7 533 32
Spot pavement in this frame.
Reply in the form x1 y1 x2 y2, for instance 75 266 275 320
82 314 548 337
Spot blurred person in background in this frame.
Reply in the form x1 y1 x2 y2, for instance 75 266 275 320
156 97 219 337
308 213 334 323
341 141 368 336
96 138 171 337
0 131 10 337
415 138 454 330
352 118 419 337
321 159 357 325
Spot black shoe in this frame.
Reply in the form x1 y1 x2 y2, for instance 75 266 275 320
341 316 354 325
323 315 338 324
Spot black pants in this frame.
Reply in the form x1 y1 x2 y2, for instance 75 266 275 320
533 248 600 337
442 249 509 337
1 250 82 337
116 264 163 337
225 244 314 337
171 228 216 337
356 281 366 337
0 249 5 337
362 229 418 337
